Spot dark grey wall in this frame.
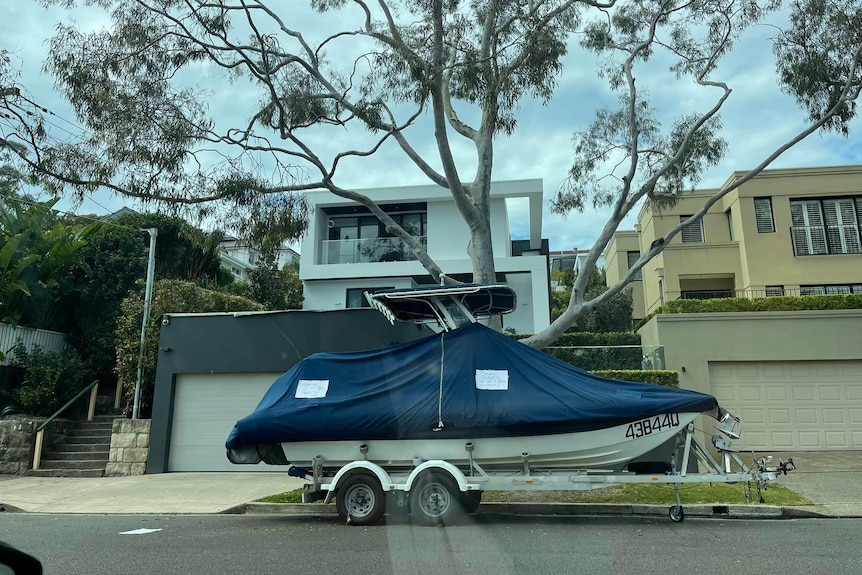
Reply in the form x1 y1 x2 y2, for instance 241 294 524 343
147 309 430 473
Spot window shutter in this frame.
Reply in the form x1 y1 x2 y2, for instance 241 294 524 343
753 198 774 233
791 200 827 255
679 216 704 243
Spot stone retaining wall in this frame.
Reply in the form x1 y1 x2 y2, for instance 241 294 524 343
106 419 150 476
0 416 77 475
0 416 35 475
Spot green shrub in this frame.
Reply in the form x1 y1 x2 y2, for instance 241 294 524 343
115 279 264 417
10 344 94 416
514 332 643 371
591 369 679 388
543 347 643 371
635 294 862 330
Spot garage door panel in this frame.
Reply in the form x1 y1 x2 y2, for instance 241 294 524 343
795 409 818 425
738 387 762 401
797 432 822 449
169 372 282 472
822 409 847 424
825 432 851 448
791 386 815 401
767 409 790 424
709 360 862 451
711 384 736 402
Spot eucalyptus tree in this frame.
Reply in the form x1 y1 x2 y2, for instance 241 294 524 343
5 0 861 347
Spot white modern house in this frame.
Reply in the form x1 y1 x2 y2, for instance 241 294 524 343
299 180 551 335
219 236 300 281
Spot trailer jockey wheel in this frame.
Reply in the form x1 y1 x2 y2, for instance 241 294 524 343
336 473 386 526
668 505 685 523
410 472 464 526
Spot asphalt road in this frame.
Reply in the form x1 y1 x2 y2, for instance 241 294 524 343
2 514 861 575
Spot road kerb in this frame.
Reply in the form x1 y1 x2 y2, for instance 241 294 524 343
234 501 837 519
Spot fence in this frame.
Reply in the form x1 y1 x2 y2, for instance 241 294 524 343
0 323 67 366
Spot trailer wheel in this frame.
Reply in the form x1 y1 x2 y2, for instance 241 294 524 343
410 472 463 526
461 491 482 514
668 505 685 523
336 473 386 526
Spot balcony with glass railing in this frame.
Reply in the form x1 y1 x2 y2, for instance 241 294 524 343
321 236 428 265
791 224 862 256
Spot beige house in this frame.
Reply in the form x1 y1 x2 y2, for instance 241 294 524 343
607 165 862 451
607 164 862 317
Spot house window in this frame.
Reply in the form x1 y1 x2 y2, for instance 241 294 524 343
726 209 734 241
346 287 394 308
765 286 784 297
326 209 428 264
626 251 642 280
679 216 704 243
800 284 862 296
791 197 862 255
754 198 775 233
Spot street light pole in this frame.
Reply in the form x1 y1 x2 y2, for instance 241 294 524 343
133 228 158 420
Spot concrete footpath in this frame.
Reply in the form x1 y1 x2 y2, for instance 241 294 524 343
1 451 860 519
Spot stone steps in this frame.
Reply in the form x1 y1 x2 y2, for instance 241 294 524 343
28 416 121 478
27 468 105 478
42 450 110 461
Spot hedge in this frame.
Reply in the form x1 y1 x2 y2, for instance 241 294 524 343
542 346 643 371
115 279 264 418
591 369 679 388
514 331 643 371
636 293 862 330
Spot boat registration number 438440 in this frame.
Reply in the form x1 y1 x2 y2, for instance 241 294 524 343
624 413 680 440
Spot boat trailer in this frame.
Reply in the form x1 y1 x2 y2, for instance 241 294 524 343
298 415 795 525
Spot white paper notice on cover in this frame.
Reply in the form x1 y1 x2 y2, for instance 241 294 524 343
296 380 330 399
475 369 509 390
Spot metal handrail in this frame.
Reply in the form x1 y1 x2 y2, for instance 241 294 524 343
32 379 99 471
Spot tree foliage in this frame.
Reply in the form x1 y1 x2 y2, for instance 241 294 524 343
551 268 633 332
10 343 92 416
58 211 234 383
5 1 861 350
0 197 97 329
243 257 303 311
115 279 263 417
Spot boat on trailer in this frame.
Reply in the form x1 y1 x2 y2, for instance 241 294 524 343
225 284 794 525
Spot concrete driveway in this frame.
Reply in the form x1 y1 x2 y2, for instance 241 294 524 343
0 473 306 514
763 451 862 515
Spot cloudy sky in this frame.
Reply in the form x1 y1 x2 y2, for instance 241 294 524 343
2 1 861 253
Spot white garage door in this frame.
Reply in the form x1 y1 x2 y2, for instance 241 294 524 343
169 372 283 471
709 361 862 451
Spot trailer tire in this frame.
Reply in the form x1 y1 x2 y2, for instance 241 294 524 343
409 472 464 526
668 505 685 523
461 491 482 514
336 473 386 526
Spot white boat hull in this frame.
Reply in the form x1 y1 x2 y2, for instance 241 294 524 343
282 412 697 472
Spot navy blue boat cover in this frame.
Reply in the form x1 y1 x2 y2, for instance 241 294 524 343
226 323 717 460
